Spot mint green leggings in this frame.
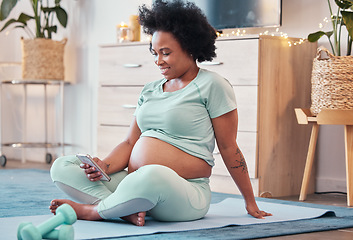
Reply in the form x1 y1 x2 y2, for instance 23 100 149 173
50 155 211 221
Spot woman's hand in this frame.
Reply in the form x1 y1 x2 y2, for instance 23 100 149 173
80 157 108 182
246 202 272 219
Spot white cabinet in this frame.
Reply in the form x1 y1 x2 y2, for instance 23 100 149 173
97 36 317 197
97 43 160 158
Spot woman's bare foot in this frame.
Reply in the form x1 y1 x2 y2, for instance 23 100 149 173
50 199 102 221
50 199 146 226
121 212 146 226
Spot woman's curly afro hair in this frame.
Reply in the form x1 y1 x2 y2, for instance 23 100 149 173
138 0 217 62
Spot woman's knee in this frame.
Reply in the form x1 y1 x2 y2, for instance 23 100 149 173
135 164 177 185
138 165 183 195
120 165 176 196
50 155 80 182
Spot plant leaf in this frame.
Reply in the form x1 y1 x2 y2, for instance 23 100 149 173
45 25 57 33
44 25 57 39
0 12 34 32
308 31 333 42
0 18 18 32
55 7 67 27
17 13 34 23
0 0 19 20
342 10 353 39
326 31 334 38
344 0 353 5
41 7 56 13
335 0 353 9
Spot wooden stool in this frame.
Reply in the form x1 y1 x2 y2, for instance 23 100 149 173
295 108 353 207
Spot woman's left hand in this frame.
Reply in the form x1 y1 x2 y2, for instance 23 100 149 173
246 203 272 219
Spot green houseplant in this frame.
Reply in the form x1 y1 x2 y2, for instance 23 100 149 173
308 0 353 56
0 0 68 39
308 0 353 115
0 0 68 80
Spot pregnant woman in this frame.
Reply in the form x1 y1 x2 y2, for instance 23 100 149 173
49 0 271 226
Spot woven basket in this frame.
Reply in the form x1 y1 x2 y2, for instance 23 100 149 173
310 47 353 115
21 38 67 80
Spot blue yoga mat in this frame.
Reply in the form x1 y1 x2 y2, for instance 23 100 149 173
0 197 333 240
0 168 352 240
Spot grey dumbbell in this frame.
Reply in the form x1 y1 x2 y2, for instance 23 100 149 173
19 204 76 240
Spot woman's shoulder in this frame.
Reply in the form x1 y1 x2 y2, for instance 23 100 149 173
142 78 166 91
196 68 232 88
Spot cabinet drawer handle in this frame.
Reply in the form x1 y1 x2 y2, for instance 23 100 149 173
123 64 142 68
200 61 223 66
122 104 137 109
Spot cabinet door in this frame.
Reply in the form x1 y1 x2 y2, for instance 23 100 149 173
99 45 162 86
198 38 259 86
97 86 143 126
97 125 129 158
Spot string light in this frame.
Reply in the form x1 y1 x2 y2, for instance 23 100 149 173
217 27 307 47
216 16 335 47
217 29 247 38
259 28 307 46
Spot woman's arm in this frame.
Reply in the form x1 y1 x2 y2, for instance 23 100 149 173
102 117 141 174
83 118 141 181
211 109 271 219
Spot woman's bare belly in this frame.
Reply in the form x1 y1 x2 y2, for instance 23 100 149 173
128 137 212 179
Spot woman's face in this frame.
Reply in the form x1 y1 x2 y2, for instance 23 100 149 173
150 31 196 81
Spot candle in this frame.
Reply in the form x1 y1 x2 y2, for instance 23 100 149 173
128 15 141 42
117 22 129 43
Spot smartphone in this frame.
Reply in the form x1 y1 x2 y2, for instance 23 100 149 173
76 154 111 181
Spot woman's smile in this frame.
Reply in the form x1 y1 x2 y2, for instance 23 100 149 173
159 67 170 75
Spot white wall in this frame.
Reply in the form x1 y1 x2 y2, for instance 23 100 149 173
0 0 346 193
63 0 150 157
0 0 151 162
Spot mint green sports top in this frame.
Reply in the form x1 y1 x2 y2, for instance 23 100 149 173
134 68 237 166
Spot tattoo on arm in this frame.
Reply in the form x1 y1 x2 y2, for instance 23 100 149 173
230 148 248 173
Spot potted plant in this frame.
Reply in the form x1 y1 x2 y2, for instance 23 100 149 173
307 0 353 115
308 0 353 56
0 0 68 80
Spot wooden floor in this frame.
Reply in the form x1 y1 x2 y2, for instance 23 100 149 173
3 159 353 239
